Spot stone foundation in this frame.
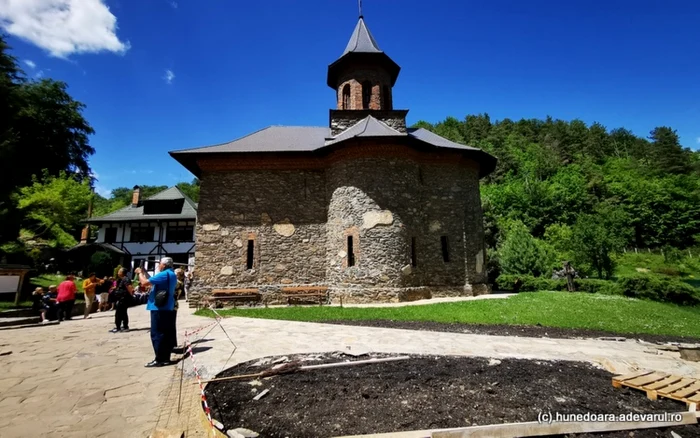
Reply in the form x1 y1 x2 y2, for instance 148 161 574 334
191 283 489 307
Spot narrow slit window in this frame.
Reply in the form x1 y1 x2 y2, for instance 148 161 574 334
246 239 254 269
362 81 372 109
342 84 350 109
347 236 355 267
411 237 417 267
440 236 450 263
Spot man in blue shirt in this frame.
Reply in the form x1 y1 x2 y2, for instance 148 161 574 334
135 257 178 367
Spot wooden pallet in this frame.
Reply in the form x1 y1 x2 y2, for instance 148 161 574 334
613 370 700 407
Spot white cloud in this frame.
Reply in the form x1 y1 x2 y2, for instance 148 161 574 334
24 59 36 69
35 70 44 78
170 1 178 9
0 0 130 58
164 69 175 84
94 184 112 198
696 137 700 144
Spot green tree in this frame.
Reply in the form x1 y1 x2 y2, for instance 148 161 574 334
569 206 631 279
497 220 556 277
15 171 92 248
648 127 691 175
109 185 168 206
0 36 95 247
176 178 200 202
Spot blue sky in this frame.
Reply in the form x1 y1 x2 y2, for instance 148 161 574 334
2 0 699 197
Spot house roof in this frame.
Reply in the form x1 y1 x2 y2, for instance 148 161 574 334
170 116 497 177
66 242 126 254
87 186 197 223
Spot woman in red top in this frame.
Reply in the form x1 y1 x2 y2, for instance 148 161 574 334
56 275 77 321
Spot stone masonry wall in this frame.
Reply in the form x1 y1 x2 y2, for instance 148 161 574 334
324 153 482 302
326 157 413 288
191 170 327 303
330 110 408 136
191 147 489 305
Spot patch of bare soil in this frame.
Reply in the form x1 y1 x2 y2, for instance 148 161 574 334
206 353 699 438
322 320 700 344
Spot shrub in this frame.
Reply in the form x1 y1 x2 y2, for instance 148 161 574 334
663 245 683 263
653 266 682 277
88 251 113 278
496 274 567 292
498 221 556 277
574 279 614 294
617 275 700 306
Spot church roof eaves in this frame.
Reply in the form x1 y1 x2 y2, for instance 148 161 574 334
169 123 497 178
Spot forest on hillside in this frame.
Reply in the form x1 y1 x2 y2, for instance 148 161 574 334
413 114 700 281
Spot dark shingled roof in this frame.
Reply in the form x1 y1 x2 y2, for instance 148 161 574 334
342 17 382 56
67 242 126 254
172 126 330 154
170 116 497 177
327 17 400 88
87 186 197 223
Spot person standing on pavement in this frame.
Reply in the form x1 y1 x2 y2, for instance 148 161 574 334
135 257 177 367
56 275 77 321
184 269 193 302
96 276 110 312
82 273 99 319
111 268 134 333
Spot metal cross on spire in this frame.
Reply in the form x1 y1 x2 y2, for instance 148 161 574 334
358 0 363 18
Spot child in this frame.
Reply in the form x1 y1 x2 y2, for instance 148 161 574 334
32 287 53 324
97 276 110 312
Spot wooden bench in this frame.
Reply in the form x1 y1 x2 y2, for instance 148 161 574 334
209 288 261 307
280 286 328 306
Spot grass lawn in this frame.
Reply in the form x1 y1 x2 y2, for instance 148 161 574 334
197 292 700 339
0 301 33 310
615 252 700 281
30 274 85 293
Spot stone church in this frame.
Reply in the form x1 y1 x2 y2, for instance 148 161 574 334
170 16 497 304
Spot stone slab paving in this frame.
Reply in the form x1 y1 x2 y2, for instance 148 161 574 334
3 301 700 438
0 308 177 438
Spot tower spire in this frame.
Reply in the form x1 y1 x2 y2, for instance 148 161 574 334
358 0 363 19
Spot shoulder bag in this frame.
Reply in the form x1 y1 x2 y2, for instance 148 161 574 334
154 272 171 308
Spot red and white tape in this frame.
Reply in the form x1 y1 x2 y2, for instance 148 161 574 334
186 318 220 338
184 329 216 435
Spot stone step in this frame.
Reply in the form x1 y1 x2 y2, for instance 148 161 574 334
0 316 40 328
0 308 36 318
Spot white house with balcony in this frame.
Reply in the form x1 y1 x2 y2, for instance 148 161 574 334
86 186 197 272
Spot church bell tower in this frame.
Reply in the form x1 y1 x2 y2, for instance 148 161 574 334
327 14 408 135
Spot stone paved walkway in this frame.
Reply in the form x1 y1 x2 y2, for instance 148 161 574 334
2 302 700 438
0 308 176 438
